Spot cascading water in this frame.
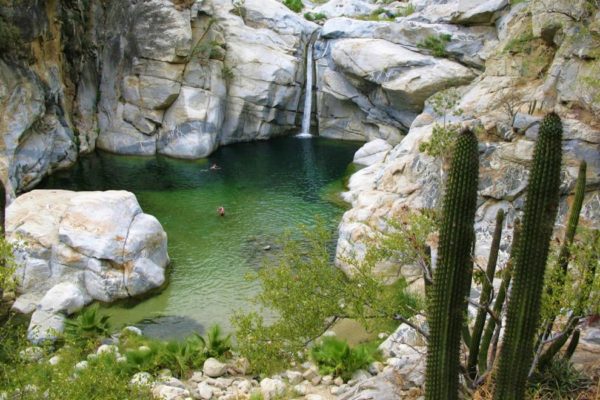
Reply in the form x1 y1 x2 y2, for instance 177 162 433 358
296 38 315 138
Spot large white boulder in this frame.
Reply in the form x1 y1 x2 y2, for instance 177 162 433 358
7 190 169 342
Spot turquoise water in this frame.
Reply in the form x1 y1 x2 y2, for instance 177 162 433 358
39 136 360 339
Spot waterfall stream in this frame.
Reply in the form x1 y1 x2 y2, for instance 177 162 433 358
297 39 315 138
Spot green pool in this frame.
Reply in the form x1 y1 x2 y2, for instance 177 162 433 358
39 136 361 339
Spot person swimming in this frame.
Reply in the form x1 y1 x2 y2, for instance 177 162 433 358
217 206 225 216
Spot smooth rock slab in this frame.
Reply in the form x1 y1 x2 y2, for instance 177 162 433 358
353 139 393 166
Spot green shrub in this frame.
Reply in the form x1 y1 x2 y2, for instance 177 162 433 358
528 358 592 399
283 0 303 12
0 322 151 400
419 88 463 158
64 304 111 345
233 221 422 375
304 12 327 21
310 337 380 381
418 34 452 57
199 324 232 359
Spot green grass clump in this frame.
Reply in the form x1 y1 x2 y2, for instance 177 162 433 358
310 337 381 381
418 34 452 57
64 304 111 346
283 0 303 12
528 358 592 399
304 12 327 21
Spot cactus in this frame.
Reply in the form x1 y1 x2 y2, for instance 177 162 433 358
493 112 563 399
467 209 505 380
0 179 5 237
551 161 587 296
425 129 479 400
478 219 520 373
563 329 580 361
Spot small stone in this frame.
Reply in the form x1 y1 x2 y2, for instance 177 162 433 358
228 357 250 375
352 369 372 382
204 358 227 378
129 372 153 387
368 361 384 375
292 382 310 396
306 395 324 400
123 326 143 336
138 345 151 352
97 344 119 355
262 245 271 251
236 380 252 394
189 371 204 383
160 377 186 389
302 367 319 382
197 381 214 400
260 378 286 400
321 375 333 386
152 384 190 400
74 361 89 371
48 355 61 366
116 356 127 363
19 347 44 362
285 370 303 385
86 354 98 361
333 377 344 386
213 377 233 389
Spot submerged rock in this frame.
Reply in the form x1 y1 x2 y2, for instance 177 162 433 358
7 190 169 342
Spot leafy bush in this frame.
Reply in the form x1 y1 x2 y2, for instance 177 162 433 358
233 222 422 375
0 322 151 400
64 304 111 345
419 88 463 158
283 0 303 13
417 34 452 57
310 337 380 381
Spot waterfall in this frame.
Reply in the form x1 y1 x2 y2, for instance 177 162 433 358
296 39 315 138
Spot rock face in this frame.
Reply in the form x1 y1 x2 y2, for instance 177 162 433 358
0 0 318 195
6 190 169 342
335 0 600 282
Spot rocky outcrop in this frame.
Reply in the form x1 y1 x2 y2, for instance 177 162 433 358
335 0 600 281
0 0 318 195
6 190 169 342
312 0 498 145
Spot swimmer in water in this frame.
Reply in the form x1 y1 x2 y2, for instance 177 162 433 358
217 206 225 216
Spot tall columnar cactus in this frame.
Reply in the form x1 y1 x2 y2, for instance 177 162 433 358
478 219 521 373
467 208 505 380
425 129 479 400
555 161 587 285
493 112 563 400
0 179 5 237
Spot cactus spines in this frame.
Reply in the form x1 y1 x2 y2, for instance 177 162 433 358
425 129 479 400
494 112 563 400
467 208 505 380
